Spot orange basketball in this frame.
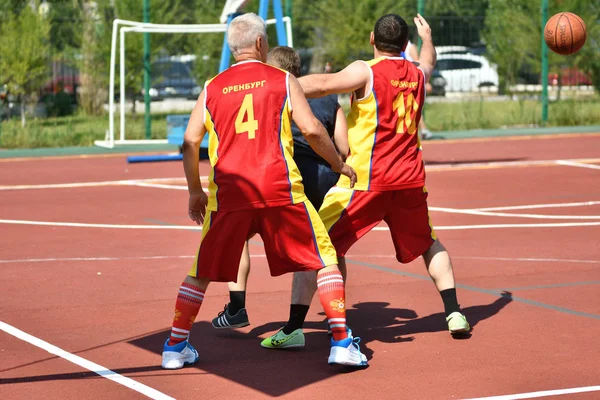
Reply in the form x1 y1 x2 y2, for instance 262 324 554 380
544 12 587 55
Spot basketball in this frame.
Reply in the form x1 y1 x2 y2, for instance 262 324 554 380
544 12 587 55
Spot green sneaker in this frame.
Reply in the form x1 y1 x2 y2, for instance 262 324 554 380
446 312 470 334
260 328 305 349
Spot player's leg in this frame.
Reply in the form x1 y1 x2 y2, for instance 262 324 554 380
423 239 469 333
280 161 341 337
384 187 470 334
257 201 367 366
211 241 251 329
162 209 253 369
262 189 384 349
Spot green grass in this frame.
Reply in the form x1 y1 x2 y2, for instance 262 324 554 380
424 97 600 132
1 98 600 149
0 112 171 149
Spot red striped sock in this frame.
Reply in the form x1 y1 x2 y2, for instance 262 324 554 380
168 282 204 346
317 269 348 341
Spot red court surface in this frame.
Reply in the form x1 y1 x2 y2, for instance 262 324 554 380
1 133 600 400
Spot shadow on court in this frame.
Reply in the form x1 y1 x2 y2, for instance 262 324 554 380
0 294 512 392
128 293 512 397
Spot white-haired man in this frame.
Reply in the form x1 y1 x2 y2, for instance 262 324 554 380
161 13 367 370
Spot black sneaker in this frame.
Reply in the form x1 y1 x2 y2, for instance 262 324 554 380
211 303 250 329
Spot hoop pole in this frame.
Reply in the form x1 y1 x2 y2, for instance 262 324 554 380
258 0 269 20
219 14 235 72
285 16 293 47
120 28 126 142
272 0 287 46
108 20 119 148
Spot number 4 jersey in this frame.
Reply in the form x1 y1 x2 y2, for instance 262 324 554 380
203 60 306 211
338 57 426 191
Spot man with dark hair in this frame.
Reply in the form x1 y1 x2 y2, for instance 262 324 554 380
210 46 351 351
262 13 470 349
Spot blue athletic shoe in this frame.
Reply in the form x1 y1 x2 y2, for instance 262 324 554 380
328 334 368 367
161 339 199 369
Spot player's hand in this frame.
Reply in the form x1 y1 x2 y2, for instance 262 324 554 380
414 14 432 41
339 163 357 188
188 191 208 225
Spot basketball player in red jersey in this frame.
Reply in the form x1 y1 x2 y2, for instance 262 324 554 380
263 14 470 347
161 13 367 369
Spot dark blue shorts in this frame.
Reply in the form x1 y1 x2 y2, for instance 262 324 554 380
295 157 339 211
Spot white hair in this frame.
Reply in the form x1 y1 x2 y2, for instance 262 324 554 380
227 13 267 55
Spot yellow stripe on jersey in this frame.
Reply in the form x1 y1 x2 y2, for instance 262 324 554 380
337 58 386 191
303 200 338 266
188 210 213 277
205 109 220 211
279 98 306 204
319 187 355 232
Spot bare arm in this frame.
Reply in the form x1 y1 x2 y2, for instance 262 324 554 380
289 75 356 186
298 61 371 98
182 91 208 223
333 105 349 161
414 14 436 82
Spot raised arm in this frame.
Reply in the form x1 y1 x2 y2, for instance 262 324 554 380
414 14 436 82
182 90 208 224
333 105 349 161
289 75 356 187
298 61 371 98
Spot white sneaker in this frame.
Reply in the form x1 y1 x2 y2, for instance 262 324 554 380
161 339 199 369
328 334 368 367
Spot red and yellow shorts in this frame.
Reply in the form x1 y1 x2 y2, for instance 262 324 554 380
319 186 437 263
189 201 338 282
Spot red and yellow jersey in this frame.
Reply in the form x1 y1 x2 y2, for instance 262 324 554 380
338 57 426 191
203 60 306 211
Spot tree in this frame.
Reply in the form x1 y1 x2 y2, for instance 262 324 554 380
0 4 50 126
550 0 600 93
482 0 540 92
78 0 112 115
311 0 413 68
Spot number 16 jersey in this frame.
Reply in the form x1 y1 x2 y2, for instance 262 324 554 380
203 60 306 212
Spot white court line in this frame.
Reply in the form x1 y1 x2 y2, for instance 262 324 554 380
372 221 600 231
345 255 600 264
2 254 597 265
0 321 174 400
3 218 600 231
424 157 600 171
453 256 600 264
0 218 204 230
462 385 600 400
556 160 600 170
130 182 209 193
1 157 599 192
475 200 600 212
0 176 206 191
0 254 267 264
430 206 600 220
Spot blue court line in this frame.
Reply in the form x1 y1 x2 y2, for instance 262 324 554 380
345 258 600 321
502 280 600 292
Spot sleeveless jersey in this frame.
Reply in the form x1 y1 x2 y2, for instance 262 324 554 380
203 60 306 211
337 57 426 191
